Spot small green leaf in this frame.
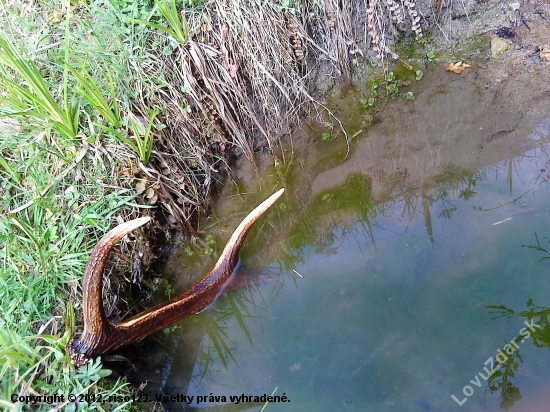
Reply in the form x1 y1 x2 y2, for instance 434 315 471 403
205 234 215 246
387 83 398 94
370 82 378 95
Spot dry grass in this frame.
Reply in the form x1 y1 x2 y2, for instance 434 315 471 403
124 0 321 229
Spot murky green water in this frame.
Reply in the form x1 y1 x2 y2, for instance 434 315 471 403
125 68 550 411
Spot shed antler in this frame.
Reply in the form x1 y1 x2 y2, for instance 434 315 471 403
67 189 284 366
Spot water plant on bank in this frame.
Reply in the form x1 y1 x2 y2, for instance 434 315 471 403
360 67 423 115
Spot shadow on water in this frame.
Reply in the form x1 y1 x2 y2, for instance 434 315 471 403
115 64 550 411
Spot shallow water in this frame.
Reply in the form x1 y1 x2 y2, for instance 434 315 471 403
125 66 550 411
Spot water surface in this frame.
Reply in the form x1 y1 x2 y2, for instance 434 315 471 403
126 66 550 412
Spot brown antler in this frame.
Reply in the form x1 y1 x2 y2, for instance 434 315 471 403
67 189 284 366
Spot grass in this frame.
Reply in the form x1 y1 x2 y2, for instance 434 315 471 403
0 18 121 139
129 0 190 45
0 3 152 408
66 61 121 129
0 35 79 141
0 129 143 410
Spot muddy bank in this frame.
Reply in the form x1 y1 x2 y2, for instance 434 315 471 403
311 66 550 199
313 1 550 199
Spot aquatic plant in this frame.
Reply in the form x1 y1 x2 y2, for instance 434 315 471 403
360 97 376 109
387 83 399 98
404 91 415 101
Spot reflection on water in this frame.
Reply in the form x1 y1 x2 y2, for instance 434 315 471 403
123 69 550 411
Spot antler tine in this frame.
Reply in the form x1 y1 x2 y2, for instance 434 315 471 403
67 217 151 365
211 188 285 275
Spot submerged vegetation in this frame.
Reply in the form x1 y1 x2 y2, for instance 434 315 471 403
0 0 477 408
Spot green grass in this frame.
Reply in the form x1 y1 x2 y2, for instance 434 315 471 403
129 0 190 45
0 129 142 410
0 1 155 408
0 32 122 140
0 35 79 141
66 61 121 129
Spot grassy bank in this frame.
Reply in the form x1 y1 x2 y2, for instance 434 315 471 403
0 0 451 409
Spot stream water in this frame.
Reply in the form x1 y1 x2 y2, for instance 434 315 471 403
124 64 550 411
